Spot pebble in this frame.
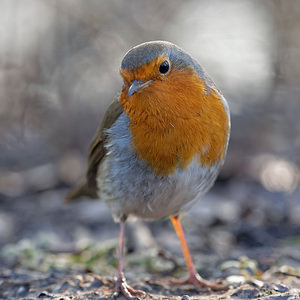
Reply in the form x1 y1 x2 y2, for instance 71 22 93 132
17 285 27 296
38 291 51 298
273 284 289 293
226 275 246 285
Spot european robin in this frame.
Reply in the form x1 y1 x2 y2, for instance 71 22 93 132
66 41 230 299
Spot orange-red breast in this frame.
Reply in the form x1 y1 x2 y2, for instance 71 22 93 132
66 41 230 299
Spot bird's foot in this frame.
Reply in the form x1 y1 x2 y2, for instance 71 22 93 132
170 272 228 291
113 276 146 300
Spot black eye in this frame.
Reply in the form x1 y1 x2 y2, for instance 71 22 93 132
159 60 170 74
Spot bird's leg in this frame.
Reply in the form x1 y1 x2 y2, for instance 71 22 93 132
170 215 228 291
113 219 146 299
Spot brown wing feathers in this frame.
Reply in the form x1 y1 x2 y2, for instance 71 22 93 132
65 98 123 202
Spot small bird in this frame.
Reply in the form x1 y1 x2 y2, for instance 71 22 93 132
66 41 230 299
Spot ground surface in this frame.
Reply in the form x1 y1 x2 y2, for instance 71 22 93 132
1 178 300 299
1 266 300 299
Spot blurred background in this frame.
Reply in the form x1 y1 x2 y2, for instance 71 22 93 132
0 0 300 276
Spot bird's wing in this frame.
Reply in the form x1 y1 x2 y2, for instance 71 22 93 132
65 97 123 202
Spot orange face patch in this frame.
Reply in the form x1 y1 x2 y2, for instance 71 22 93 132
120 54 167 84
119 64 229 175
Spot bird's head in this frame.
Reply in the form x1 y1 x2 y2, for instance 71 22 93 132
119 41 216 118
118 41 230 174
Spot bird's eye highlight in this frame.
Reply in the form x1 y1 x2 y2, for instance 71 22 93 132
159 60 170 74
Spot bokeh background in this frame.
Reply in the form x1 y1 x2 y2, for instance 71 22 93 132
1 0 300 275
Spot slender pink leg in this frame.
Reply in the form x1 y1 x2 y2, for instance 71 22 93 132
114 220 146 299
170 215 228 291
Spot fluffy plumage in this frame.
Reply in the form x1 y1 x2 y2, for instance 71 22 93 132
66 41 231 298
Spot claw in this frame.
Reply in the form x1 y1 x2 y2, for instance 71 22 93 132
114 276 146 299
170 273 228 291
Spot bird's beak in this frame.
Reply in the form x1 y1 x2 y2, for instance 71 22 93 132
128 79 152 97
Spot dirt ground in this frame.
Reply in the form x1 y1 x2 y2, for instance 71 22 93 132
1 267 300 299
1 178 300 299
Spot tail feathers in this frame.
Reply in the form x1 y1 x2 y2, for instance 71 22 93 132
65 180 98 203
